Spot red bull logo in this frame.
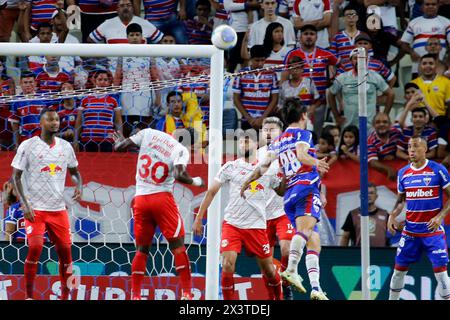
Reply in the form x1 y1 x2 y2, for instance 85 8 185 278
40 163 63 176
249 181 265 194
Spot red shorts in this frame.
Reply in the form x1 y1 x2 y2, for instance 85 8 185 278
133 192 185 245
266 215 294 247
220 221 271 259
25 210 72 245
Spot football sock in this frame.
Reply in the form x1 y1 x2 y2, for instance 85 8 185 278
306 250 321 291
24 237 44 299
434 270 450 300
286 232 308 274
131 251 148 299
263 272 282 300
221 271 235 300
56 244 73 300
172 246 192 297
280 255 288 273
389 268 408 300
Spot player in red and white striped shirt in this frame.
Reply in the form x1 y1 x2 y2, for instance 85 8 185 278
113 127 204 300
193 132 284 300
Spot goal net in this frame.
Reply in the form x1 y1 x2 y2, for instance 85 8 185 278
0 43 225 300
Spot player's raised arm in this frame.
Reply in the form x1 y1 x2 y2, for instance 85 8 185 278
68 167 83 202
11 168 34 222
296 143 329 174
112 131 138 151
388 193 406 234
172 141 204 187
173 164 204 187
240 151 277 198
192 180 222 237
272 172 286 197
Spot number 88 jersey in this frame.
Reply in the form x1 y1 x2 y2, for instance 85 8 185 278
130 128 190 196
267 127 320 189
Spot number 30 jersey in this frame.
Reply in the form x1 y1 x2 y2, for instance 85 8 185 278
267 127 319 189
130 128 190 196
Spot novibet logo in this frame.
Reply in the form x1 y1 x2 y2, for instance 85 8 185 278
332 265 391 300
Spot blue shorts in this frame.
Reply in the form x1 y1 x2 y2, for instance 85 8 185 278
284 182 321 230
395 232 449 269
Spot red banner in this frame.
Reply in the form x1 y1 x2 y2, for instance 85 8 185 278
0 275 267 300
1 152 448 226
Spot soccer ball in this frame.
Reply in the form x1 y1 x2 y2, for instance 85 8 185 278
211 25 238 50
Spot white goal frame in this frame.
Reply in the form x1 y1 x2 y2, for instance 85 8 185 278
0 42 224 300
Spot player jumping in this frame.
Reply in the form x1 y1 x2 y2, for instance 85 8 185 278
258 117 295 300
259 116 329 300
193 133 284 300
388 136 450 300
113 128 204 300
241 98 329 297
11 108 83 300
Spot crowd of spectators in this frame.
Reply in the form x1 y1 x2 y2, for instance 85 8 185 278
0 0 449 244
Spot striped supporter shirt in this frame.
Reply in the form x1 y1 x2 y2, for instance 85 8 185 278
30 0 57 31
8 99 56 141
214 0 228 20
398 160 450 236
278 0 295 17
329 30 361 72
337 57 394 83
79 94 120 143
397 125 438 152
4 202 26 242
233 67 279 119
58 105 78 133
78 0 118 13
89 16 163 44
284 47 338 104
35 70 72 93
184 17 213 45
264 45 290 79
400 15 450 72
367 124 402 162
143 0 177 21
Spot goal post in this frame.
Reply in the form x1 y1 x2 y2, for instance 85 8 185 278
0 42 224 300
